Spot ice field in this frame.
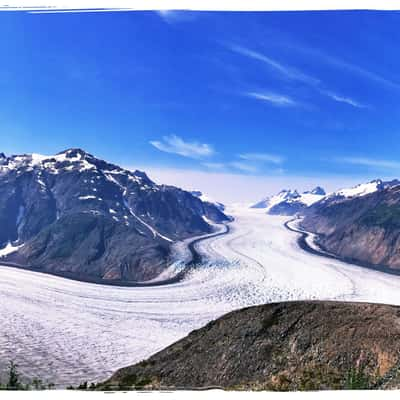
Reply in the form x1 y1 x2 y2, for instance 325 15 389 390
2 205 400 386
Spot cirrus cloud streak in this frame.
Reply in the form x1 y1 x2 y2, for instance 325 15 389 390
150 134 215 159
336 157 400 170
246 91 297 107
239 152 284 164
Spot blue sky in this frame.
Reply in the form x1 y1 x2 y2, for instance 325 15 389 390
1 10 400 202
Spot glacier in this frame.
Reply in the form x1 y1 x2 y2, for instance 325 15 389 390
2 205 400 386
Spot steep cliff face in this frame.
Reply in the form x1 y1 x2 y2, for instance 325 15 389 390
0 149 229 282
301 182 400 270
101 301 400 391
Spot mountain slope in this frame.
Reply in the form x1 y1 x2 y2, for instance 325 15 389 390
251 187 326 216
301 180 400 270
191 191 225 212
101 301 400 390
0 149 228 282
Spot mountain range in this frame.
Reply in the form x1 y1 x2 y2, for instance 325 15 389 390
3 147 400 283
251 186 326 215
254 179 400 273
0 149 229 283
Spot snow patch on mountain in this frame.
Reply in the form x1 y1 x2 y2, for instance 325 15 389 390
0 242 24 257
333 179 383 199
123 198 173 243
299 192 326 206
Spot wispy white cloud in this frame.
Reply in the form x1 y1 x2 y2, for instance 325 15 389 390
286 43 400 91
322 90 367 108
204 155 284 174
229 42 375 109
246 91 297 107
324 54 400 91
337 157 400 170
230 161 258 173
229 44 319 86
239 152 284 164
150 134 215 159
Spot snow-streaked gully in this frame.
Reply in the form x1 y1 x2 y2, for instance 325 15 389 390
2 205 400 387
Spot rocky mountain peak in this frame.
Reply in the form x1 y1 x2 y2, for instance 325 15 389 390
57 148 93 160
278 189 300 199
131 169 154 185
372 179 384 189
310 186 326 196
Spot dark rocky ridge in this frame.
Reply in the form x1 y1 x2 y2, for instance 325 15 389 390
101 301 400 390
301 182 400 271
0 149 228 282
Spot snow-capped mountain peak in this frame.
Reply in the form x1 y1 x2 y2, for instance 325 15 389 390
0 149 156 187
305 186 326 196
331 179 383 199
268 189 300 207
277 189 300 199
251 189 299 210
251 187 326 215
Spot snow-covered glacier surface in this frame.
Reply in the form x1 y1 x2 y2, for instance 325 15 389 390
2 206 400 387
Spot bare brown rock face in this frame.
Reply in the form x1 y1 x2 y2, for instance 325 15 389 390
100 301 400 391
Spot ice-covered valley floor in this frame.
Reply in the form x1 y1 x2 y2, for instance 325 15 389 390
2 205 400 387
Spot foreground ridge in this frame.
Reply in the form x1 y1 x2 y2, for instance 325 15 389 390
101 301 400 391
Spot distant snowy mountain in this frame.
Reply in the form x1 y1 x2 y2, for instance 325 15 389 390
251 187 326 216
304 186 326 196
250 197 270 209
0 149 229 283
312 179 400 208
251 180 400 217
324 179 383 201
